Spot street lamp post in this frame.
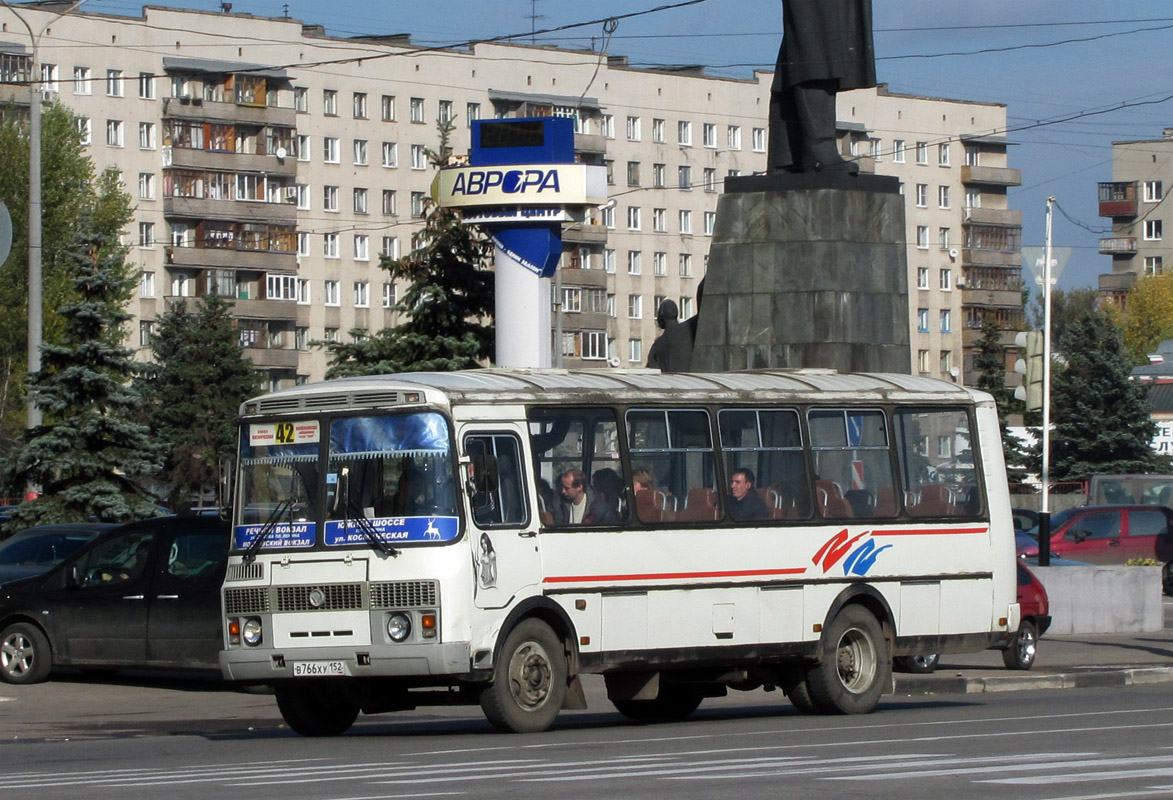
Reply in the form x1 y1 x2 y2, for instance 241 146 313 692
1 0 88 431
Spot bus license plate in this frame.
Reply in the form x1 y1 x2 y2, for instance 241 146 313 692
292 660 347 677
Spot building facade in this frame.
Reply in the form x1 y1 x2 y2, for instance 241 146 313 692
1 4 1022 387
1098 130 1173 303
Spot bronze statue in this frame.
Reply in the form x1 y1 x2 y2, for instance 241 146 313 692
768 0 876 174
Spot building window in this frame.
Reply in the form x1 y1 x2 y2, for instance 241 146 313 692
138 121 155 149
138 222 154 248
678 165 692 190
679 295 693 318
106 69 123 97
354 281 370 307
352 91 367 119
105 119 123 147
628 294 643 320
915 141 928 165
603 249 616 273
703 168 717 193
323 89 338 116
323 327 339 343
652 208 666 232
353 235 369 261
323 233 339 259
652 118 665 143
938 142 950 166
917 349 930 373
679 209 692 234
703 122 717 148
938 185 950 209
353 139 368 165
627 250 642 275
601 205 614 229
727 125 742 150
626 161 640 187
294 327 308 350
297 134 310 162
917 267 929 290
138 71 154 99
916 226 929 249
353 187 368 214
466 102 480 125
324 185 339 212
410 97 425 123
917 308 929 332
678 120 692 146
139 320 155 347
411 144 427 170
752 127 766 152
626 115 641 141
915 183 927 208
940 268 952 291
600 114 614 139
939 227 951 251
76 117 91 145
382 282 396 308
679 253 692 277
704 211 716 236
381 94 396 121
297 233 310 257
1145 181 1164 203
73 66 90 95
1145 220 1163 241
138 172 155 200
629 338 642 363
653 251 667 276
562 287 581 313
627 206 641 230
1145 256 1164 276
965 144 979 166
323 137 340 163
940 309 952 333
965 188 981 209
294 86 308 112
893 139 905 163
324 280 340 306
652 163 666 189
295 184 309 210
438 99 453 124
940 350 953 375
140 271 155 298
382 236 399 259
382 189 397 215
382 141 398 168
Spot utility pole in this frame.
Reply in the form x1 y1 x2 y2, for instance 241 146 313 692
1038 196 1055 567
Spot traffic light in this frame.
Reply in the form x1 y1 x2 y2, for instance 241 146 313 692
1013 331 1044 412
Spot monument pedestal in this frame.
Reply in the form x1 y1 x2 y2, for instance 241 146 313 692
689 172 910 374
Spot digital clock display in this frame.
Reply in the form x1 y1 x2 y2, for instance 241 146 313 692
480 120 546 149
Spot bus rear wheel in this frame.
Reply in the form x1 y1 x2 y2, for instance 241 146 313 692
480 618 567 733
805 605 887 715
610 684 704 722
275 683 359 736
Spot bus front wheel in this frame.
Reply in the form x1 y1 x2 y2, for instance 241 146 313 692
275 683 359 736
480 618 567 733
806 605 887 715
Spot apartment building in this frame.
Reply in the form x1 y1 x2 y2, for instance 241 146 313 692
1097 129 1173 303
0 4 1022 387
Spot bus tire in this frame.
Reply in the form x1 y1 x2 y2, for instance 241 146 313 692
611 684 704 722
0 622 53 685
806 605 887 715
784 673 823 714
480 618 566 733
275 683 359 736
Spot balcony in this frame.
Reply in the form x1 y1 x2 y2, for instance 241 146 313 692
964 207 1021 227
164 196 297 225
166 244 296 273
1098 272 1137 293
162 96 296 128
559 268 609 288
574 133 607 154
563 223 609 245
242 346 300 369
1099 237 1137 255
961 286 1022 309
167 146 297 176
559 311 609 332
232 296 298 322
961 165 1022 188
1098 182 1138 218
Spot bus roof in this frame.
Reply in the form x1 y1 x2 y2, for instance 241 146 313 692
242 369 987 416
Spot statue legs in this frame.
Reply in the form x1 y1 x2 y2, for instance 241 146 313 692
768 80 858 174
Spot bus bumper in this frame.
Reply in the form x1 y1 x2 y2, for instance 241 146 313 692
219 641 473 683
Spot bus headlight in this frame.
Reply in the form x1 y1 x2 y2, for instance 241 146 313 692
387 612 411 642
242 617 263 646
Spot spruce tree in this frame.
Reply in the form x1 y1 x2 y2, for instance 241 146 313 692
1042 310 1167 482
324 120 493 377
974 318 1027 481
138 294 261 509
2 219 163 528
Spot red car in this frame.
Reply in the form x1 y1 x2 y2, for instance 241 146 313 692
1017 505 1173 566
896 563 1051 672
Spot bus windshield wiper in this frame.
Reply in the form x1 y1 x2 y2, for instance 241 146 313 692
243 495 294 561
339 467 399 557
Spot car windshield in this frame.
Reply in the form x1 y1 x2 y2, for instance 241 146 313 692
0 532 98 567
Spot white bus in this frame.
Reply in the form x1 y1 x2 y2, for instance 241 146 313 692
220 369 1018 735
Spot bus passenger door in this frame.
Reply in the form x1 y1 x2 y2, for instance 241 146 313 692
461 427 542 609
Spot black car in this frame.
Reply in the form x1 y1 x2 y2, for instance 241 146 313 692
0 523 113 586
0 515 229 684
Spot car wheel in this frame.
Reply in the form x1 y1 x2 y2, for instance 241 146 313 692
0 622 53 685
894 654 940 674
805 605 888 715
274 683 359 736
480 618 566 733
1001 619 1039 671
611 684 704 722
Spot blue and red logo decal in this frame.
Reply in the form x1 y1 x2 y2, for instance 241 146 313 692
813 529 892 576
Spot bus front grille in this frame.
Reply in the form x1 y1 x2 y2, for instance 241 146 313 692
276 583 365 612
225 587 270 615
370 580 439 609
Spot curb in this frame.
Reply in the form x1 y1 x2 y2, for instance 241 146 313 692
893 666 1173 695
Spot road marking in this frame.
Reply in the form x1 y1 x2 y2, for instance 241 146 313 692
984 766 1173 785
1037 787 1173 800
826 754 1173 782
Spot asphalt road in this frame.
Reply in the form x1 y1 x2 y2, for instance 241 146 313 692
5 677 1173 800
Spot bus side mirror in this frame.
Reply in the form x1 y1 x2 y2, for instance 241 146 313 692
219 455 235 521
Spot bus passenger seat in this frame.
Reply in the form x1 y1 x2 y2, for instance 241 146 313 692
677 487 719 521
874 486 898 516
910 484 952 517
816 479 853 519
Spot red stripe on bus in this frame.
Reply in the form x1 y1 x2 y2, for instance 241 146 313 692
873 527 989 537
543 567 808 584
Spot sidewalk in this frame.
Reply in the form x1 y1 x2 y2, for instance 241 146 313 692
893 624 1173 696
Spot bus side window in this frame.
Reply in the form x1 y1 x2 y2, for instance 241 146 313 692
808 409 896 520
528 408 628 528
628 409 720 524
718 408 811 522
894 407 983 519
464 434 528 528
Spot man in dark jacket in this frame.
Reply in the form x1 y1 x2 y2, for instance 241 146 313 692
768 0 876 173
728 468 770 522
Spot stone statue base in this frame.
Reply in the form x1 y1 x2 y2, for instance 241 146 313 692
689 173 910 374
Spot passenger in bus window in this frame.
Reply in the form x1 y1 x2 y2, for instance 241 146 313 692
632 468 653 496
728 468 770 521
592 468 626 518
555 469 618 525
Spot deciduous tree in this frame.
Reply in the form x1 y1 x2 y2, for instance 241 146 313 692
1121 272 1173 365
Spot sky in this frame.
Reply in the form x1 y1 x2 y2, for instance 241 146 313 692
82 0 1173 291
